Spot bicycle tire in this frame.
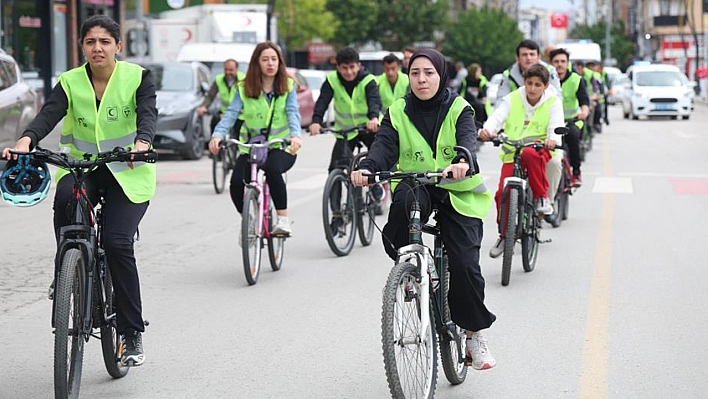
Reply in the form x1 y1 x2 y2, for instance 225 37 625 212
322 170 356 256
242 188 262 285
382 261 437 399
438 256 468 385
501 189 518 286
100 267 129 379
356 186 376 247
212 151 228 194
546 175 565 228
521 194 539 273
267 200 285 272
54 248 86 399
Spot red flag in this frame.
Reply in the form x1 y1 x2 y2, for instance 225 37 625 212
550 13 568 28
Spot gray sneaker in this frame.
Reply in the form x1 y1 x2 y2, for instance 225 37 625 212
466 331 496 370
536 197 553 215
489 238 504 259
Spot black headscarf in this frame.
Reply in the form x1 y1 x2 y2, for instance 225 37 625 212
408 49 449 111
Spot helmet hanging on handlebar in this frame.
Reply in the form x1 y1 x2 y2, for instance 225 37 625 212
0 155 51 207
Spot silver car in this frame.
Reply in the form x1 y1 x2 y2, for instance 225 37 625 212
0 49 37 154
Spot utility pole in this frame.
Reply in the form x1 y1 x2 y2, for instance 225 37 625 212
266 0 276 42
136 0 145 61
604 0 612 66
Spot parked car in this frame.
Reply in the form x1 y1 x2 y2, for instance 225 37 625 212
607 74 629 105
139 62 213 159
486 73 504 106
0 49 37 162
298 69 334 126
621 64 693 120
287 67 315 128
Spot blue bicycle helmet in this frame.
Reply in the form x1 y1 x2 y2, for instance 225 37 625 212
1 155 51 207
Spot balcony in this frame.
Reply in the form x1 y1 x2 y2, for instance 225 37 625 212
653 15 688 27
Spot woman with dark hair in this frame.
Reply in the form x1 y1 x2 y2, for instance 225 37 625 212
351 49 497 370
209 42 301 236
2 14 157 367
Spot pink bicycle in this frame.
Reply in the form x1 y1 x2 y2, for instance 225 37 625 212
220 137 291 285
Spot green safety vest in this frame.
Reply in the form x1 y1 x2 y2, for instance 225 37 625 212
582 68 595 97
377 71 409 111
58 61 156 203
561 72 582 119
389 97 492 219
215 73 238 114
594 71 605 103
460 75 492 116
327 71 375 140
237 78 294 154
500 90 557 163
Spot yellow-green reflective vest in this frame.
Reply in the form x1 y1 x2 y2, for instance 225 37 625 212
215 73 238 114
389 97 492 219
58 61 156 203
582 68 595 97
561 72 582 119
500 91 557 163
327 71 375 140
594 71 605 103
377 71 409 111
237 78 294 154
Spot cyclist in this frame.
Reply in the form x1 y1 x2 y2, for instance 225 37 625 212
460 63 490 124
208 42 301 236
450 61 468 93
496 39 563 107
1 15 156 367
402 46 416 74
196 59 245 135
351 49 497 370
479 64 564 258
377 53 409 112
574 61 601 133
585 61 605 133
550 48 590 187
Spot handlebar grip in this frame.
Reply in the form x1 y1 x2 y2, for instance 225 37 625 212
129 151 158 163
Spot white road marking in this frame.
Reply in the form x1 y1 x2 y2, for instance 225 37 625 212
592 177 634 194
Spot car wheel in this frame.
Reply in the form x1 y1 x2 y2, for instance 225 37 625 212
180 113 205 160
623 111 629 119
682 115 690 120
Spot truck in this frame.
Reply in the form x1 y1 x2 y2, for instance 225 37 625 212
555 40 602 64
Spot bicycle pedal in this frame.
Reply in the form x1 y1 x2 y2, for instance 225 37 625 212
144 319 150 327
273 233 291 238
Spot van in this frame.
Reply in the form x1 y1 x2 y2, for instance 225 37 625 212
556 40 602 64
358 51 404 76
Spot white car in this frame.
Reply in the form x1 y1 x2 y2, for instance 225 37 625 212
622 64 693 120
298 69 335 126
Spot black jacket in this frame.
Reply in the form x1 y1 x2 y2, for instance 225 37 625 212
312 68 381 124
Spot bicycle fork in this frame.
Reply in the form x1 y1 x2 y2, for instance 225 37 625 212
397 247 432 345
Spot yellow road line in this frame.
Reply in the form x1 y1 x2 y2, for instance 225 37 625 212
578 140 614 399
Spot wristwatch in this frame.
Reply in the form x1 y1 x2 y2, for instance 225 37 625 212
137 139 151 146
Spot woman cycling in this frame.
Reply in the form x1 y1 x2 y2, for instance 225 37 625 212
208 42 301 236
1 15 156 367
351 49 497 370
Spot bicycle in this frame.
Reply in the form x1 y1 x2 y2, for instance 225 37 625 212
368 154 477 398
8 146 156 399
320 126 380 257
492 130 567 286
212 135 237 194
545 146 573 229
220 136 290 285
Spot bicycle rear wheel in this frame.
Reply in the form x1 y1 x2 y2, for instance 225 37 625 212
212 149 230 194
546 175 566 228
501 189 518 286
54 248 86 399
521 195 540 273
382 261 437 399
100 265 129 379
267 200 285 271
242 187 263 285
356 186 376 247
438 256 468 385
322 170 356 256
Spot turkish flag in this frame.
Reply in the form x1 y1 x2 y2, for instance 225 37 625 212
550 13 568 28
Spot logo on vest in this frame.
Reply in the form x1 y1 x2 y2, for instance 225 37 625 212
77 117 88 127
403 149 425 163
123 106 132 118
107 106 118 122
441 146 455 161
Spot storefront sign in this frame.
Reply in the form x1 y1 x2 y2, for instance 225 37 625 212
19 16 41 28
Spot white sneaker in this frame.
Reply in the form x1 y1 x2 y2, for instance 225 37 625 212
466 331 496 370
536 197 553 215
273 216 292 236
489 237 504 259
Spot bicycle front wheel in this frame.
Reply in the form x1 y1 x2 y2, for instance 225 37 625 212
382 262 437 399
501 189 518 286
322 170 356 256
438 256 468 385
356 186 376 246
521 195 540 273
267 200 285 271
100 266 129 379
242 187 263 285
54 248 86 399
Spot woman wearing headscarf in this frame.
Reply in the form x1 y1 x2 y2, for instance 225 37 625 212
351 49 497 370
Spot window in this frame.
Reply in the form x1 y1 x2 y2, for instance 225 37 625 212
659 0 671 15
2 60 18 85
0 62 9 90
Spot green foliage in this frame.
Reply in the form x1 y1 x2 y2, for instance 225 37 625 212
376 0 450 50
277 0 337 49
568 20 636 70
443 7 523 75
326 0 379 47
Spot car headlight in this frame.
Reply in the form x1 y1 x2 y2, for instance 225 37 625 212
633 92 648 100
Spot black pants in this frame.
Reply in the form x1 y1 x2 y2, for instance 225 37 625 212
564 122 582 176
328 133 375 172
593 100 603 128
230 149 297 213
53 166 148 335
382 181 496 332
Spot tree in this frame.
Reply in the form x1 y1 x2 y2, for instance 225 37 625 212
326 0 379 47
277 0 337 49
443 7 523 75
376 0 450 50
568 20 636 70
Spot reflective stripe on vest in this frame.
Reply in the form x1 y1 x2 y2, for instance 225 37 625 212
561 72 582 119
327 72 374 140
215 73 238 114
237 78 294 154
58 61 156 203
377 71 409 111
389 96 492 219
500 91 556 163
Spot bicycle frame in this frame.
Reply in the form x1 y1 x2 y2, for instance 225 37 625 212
246 160 274 240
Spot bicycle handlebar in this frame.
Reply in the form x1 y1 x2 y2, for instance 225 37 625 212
364 171 446 185
491 133 546 150
221 137 290 150
9 146 158 170
321 126 370 136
